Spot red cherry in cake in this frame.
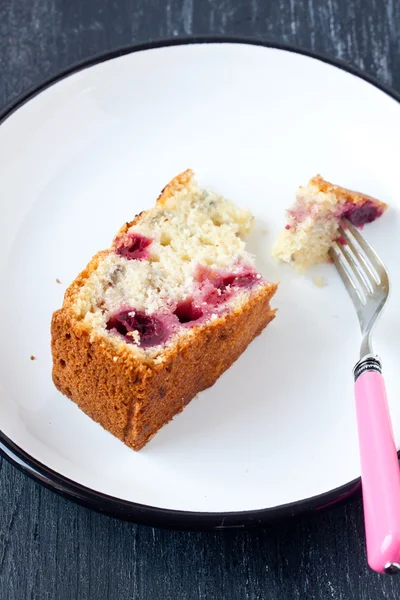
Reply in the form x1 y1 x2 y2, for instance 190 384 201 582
174 300 204 324
203 287 225 305
217 274 235 289
342 201 381 228
107 310 167 347
203 270 260 306
218 272 259 290
116 233 152 260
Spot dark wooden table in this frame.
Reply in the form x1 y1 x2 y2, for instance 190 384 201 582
1 1 400 598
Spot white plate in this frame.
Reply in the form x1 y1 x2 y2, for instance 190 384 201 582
1 39 399 528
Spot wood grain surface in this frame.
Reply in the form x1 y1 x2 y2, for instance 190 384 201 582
1 1 400 598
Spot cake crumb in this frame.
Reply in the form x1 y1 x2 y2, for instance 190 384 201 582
56 278 62 284
126 330 140 345
313 275 327 288
261 228 268 235
30 355 36 361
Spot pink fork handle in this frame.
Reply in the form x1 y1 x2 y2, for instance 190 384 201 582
355 369 400 573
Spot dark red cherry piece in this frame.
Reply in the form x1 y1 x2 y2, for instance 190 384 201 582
107 310 166 347
343 201 380 227
219 272 258 290
116 233 152 260
174 300 204 324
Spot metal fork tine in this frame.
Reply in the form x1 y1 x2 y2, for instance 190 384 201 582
341 219 382 285
331 219 389 354
329 242 366 307
337 228 375 295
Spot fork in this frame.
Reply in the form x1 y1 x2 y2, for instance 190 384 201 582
329 219 400 575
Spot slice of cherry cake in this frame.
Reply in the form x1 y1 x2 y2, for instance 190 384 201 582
51 170 278 450
272 175 387 271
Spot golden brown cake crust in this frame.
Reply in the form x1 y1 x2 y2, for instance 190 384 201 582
52 282 277 450
309 175 387 211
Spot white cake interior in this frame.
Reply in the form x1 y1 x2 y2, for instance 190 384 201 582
70 172 267 358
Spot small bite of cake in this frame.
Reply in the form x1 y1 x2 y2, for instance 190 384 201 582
51 170 278 450
272 175 387 271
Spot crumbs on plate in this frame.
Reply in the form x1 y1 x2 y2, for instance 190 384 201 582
313 275 327 288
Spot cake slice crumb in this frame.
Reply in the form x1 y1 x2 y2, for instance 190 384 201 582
313 275 327 288
51 169 278 451
272 175 387 271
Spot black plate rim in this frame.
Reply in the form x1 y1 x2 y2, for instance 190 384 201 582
0 35 397 530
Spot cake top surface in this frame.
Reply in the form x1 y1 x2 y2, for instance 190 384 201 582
304 175 387 211
294 175 387 223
